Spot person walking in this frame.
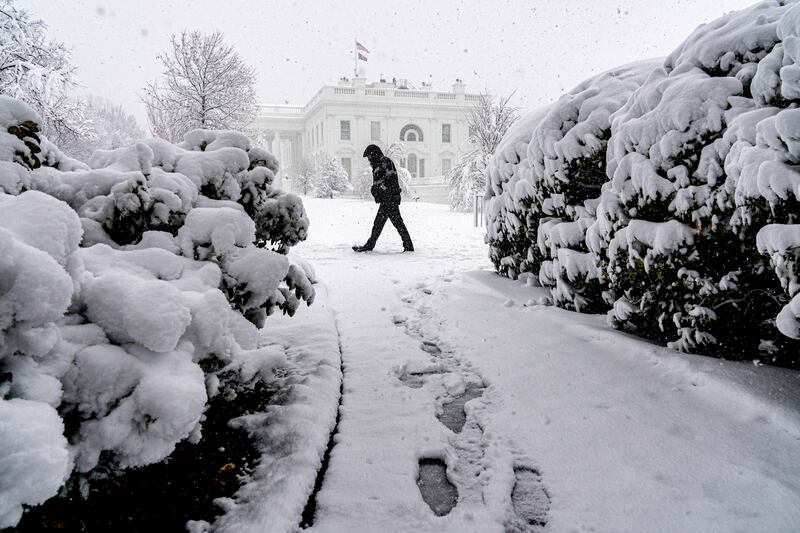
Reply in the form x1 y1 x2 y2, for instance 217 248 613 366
353 144 414 252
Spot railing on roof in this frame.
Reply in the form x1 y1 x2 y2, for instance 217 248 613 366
258 105 304 115
395 90 430 98
267 86 482 114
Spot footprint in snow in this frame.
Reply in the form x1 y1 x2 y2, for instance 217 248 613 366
391 314 408 325
421 340 442 355
437 384 485 434
417 458 458 516
506 467 550 532
395 364 447 389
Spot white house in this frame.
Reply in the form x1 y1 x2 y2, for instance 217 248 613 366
252 77 482 199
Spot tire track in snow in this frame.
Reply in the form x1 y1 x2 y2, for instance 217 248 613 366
393 276 551 530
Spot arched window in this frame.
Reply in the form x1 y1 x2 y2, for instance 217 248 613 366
400 124 424 142
407 153 418 177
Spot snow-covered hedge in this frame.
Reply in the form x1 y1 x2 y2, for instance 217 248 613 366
595 0 800 364
485 0 800 367
484 61 655 294
531 62 655 312
0 95 314 527
484 107 550 279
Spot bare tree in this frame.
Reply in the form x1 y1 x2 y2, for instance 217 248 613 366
449 92 518 211
68 96 146 162
0 0 89 149
142 31 257 142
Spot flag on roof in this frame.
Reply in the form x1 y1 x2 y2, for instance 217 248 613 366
357 52 368 61
356 41 369 53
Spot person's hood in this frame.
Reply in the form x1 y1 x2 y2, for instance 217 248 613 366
363 144 384 158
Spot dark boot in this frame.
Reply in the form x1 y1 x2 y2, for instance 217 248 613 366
352 244 373 252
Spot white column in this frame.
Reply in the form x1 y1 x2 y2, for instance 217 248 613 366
263 131 273 154
274 130 282 158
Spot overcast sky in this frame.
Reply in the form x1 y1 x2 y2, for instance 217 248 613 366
25 0 755 130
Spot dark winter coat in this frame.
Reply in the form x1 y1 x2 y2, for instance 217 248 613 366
363 145 401 205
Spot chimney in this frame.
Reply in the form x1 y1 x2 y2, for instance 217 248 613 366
453 79 466 101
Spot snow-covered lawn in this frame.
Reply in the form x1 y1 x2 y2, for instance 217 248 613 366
275 197 800 533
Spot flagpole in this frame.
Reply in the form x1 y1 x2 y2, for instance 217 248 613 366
353 38 357 78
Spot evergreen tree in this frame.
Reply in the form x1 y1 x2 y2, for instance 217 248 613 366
313 157 349 198
293 157 315 195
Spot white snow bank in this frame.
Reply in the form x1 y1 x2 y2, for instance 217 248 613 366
777 293 800 338
0 190 82 265
179 207 256 259
209 285 341 533
0 399 70 529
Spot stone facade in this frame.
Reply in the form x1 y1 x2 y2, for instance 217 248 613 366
252 77 481 194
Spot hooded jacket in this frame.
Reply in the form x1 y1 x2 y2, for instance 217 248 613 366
363 144 402 204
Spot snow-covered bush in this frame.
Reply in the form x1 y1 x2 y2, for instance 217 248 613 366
592 0 800 365
0 96 315 527
485 1 800 366
484 108 550 279
530 62 656 312
483 62 654 285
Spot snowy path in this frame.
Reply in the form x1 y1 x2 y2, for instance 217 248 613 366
290 198 800 533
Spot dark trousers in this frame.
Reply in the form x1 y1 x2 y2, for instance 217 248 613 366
366 202 413 249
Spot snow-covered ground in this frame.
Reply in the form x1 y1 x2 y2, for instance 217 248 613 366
265 197 800 533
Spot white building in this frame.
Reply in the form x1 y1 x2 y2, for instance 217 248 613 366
252 77 482 199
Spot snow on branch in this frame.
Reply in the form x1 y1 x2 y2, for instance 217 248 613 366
142 31 257 143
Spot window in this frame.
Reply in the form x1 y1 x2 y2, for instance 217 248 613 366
371 121 381 141
340 120 350 141
442 158 452 175
468 125 476 139
419 159 425 178
400 124 424 142
442 123 451 143
407 153 418 177
341 157 352 180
